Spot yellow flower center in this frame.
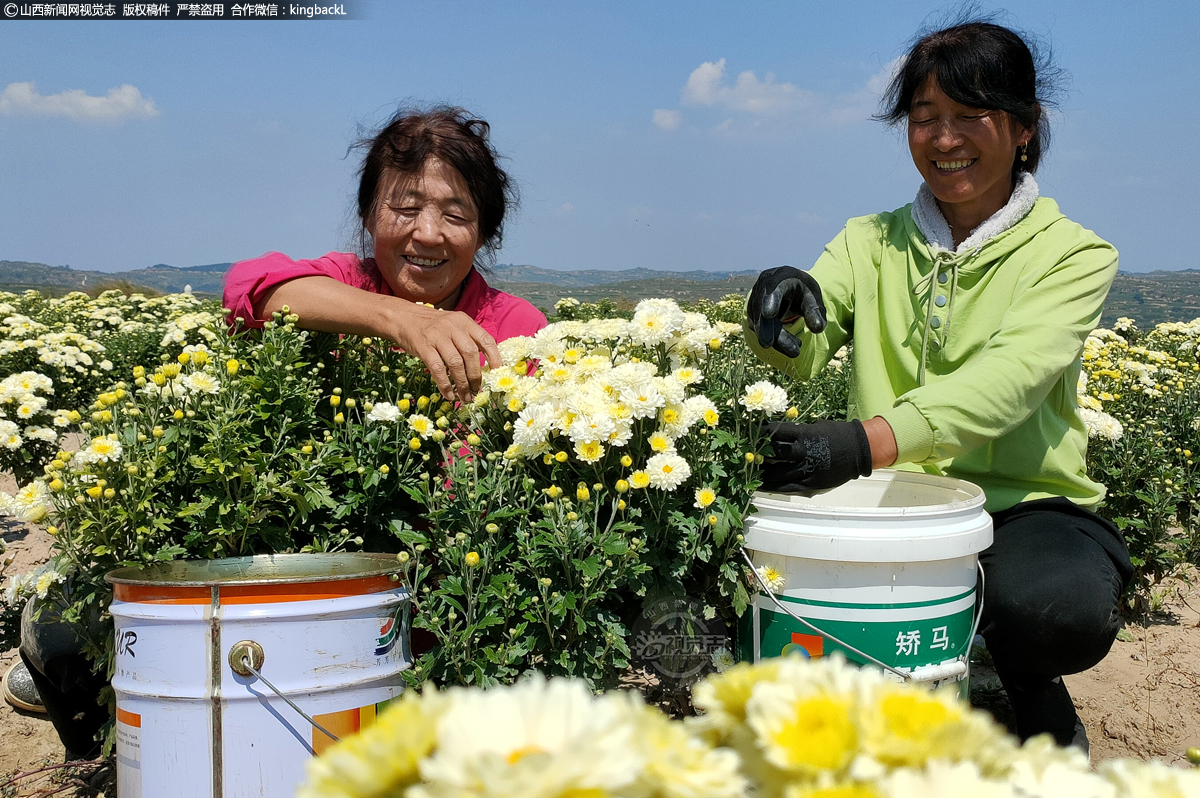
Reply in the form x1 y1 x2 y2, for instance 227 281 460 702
772 696 857 772
505 744 545 765
880 694 954 739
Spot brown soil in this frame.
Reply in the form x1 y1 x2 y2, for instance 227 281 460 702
3 468 1199 782
1066 573 1200 766
1 515 66 789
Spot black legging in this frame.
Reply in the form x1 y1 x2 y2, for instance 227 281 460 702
979 497 1133 745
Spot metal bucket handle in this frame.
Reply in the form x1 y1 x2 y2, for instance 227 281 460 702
226 603 412 746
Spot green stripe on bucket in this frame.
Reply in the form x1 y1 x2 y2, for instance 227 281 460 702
761 586 975 611
739 603 975 671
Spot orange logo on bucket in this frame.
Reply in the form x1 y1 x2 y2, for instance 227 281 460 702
312 701 395 755
781 632 823 659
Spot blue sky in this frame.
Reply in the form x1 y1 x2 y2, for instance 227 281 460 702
1 0 1196 274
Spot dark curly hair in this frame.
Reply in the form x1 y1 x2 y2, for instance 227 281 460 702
354 106 517 269
876 18 1064 179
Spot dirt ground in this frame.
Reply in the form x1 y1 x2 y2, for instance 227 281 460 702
2 487 1199 788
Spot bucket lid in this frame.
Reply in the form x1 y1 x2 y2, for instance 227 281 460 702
746 469 993 562
106 553 405 605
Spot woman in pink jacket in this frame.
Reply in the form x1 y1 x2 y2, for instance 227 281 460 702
223 106 547 402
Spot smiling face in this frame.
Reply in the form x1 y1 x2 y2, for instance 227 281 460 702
907 76 1033 229
368 158 482 309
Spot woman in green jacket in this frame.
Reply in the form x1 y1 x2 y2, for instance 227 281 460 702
745 20 1132 751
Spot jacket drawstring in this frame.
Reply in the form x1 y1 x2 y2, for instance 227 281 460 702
913 247 980 386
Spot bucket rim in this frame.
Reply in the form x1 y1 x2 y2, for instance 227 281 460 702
104 552 404 588
751 469 984 518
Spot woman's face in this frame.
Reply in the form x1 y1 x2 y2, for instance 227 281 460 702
907 76 1032 219
368 159 481 309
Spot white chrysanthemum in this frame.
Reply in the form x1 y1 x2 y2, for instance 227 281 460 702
498 336 535 364
567 412 616 446
483 367 523 394
574 439 605 464
408 414 434 439
739 380 789 414
573 354 612 380
184 371 221 395
654 375 686 405
366 402 401 423
630 299 686 346
513 404 556 450
755 564 786 594
1078 408 1123 441
660 403 700 439
607 417 634 448
671 366 703 386
684 395 719 428
140 380 187 399
13 480 52 523
606 361 658 393
884 761 1017 798
25 426 57 443
1097 756 1200 798
34 568 66 599
646 452 691 490
626 695 747 798
87 436 123 464
1076 370 1088 395
1 433 20 450
710 647 735 673
581 317 630 341
694 487 716 509
1005 747 1112 798
414 678 643 798
620 384 666 420
544 363 574 384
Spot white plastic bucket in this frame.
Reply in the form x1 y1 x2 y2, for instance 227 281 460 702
738 470 992 687
106 553 411 798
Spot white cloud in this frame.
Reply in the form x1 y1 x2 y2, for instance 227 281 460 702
0 82 159 122
662 57 902 131
652 108 682 131
683 58 814 114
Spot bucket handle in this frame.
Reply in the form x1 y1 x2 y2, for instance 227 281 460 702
741 549 987 684
230 644 343 745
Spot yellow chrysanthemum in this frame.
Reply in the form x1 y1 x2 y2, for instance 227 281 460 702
858 686 966 768
629 471 651 490
298 690 446 798
751 692 857 775
691 660 782 738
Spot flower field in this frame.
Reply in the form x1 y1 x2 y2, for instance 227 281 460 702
0 288 1197 781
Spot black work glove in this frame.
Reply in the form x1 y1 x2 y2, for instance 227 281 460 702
760 419 872 493
746 266 827 358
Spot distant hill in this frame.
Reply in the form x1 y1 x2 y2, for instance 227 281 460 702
488 264 760 288
1 260 1197 328
0 260 230 296
490 268 1200 328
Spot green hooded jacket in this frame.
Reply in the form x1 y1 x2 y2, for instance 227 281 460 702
747 197 1118 513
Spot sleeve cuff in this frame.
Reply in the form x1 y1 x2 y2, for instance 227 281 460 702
879 401 934 464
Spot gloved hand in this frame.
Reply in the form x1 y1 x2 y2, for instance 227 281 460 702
746 266 827 358
760 419 873 493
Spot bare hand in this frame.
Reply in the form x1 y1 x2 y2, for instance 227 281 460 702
389 305 503 403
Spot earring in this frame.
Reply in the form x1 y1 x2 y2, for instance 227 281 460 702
1020 144 1029 163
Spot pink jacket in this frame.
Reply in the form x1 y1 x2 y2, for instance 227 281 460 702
223 251 547 342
